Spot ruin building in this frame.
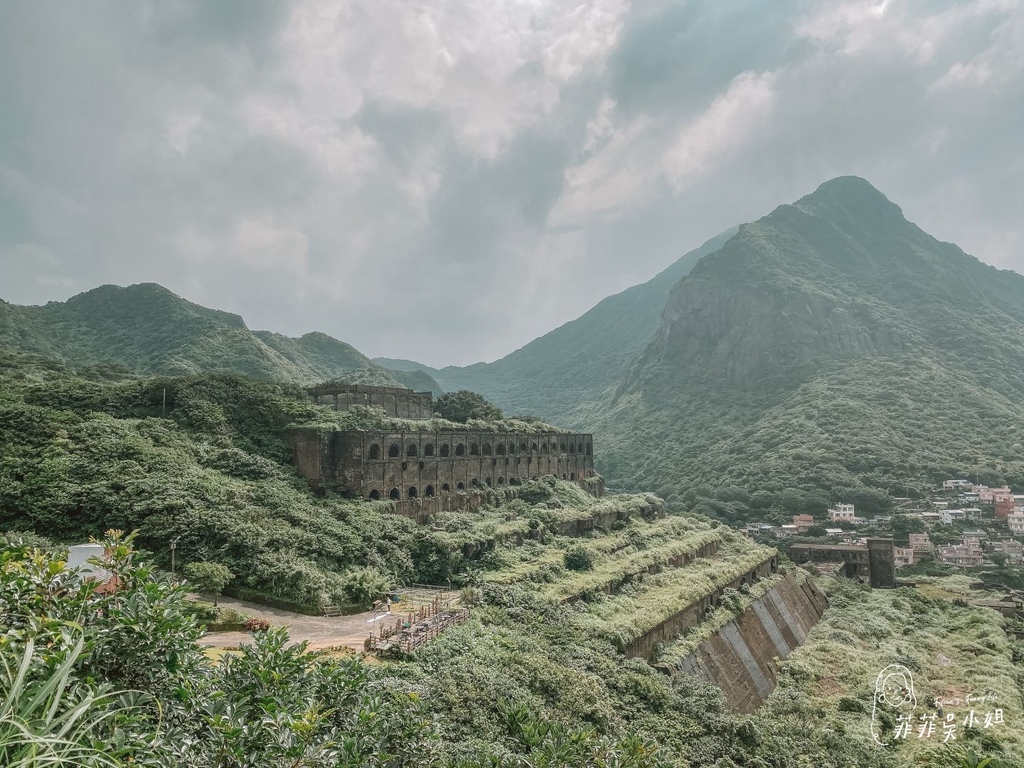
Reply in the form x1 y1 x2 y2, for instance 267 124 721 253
290 384 600 516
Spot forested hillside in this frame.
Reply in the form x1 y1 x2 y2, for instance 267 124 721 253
590 177 1024 517
0 282 442 392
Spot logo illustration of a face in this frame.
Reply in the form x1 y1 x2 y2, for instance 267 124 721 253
870 664 917 745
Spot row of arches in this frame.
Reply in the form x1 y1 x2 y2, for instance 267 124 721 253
368 440 593 460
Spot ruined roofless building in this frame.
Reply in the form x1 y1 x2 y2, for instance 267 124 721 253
290 384 599 507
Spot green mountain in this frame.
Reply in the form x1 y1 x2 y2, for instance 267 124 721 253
592 176 1024 515
0 283 442 391
376 227 737 423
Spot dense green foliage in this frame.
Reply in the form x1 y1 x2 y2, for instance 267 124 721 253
434 390 503 423
0 283 442 391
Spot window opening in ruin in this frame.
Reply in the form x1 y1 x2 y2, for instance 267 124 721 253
497 477 504 485
485 477 492 486
440 444 450 457
401 462 408 471
407 444 418 457
541 443 549 454
425 485 435 497
586 443 592 456
419 461 425 470
456 443 465 456
504 458 509 465
519 442 528 453
470 443 480 456
531 442 538 453
408 486 418 498
569 443 576 454
369 489 381 500
471 478 481 487
508 443 516 455
496 443 506 455
442 483 450 492
562 474 567 479
424 443 435 456
389 487 400 500
560 442 567 452
457 482 465 490
483 443 492 455
491 458 497 467
368 444 381 460
389 444 400 458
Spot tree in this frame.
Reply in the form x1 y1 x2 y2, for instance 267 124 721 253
564 545 594 572
434 390 502 423
184 561 233 606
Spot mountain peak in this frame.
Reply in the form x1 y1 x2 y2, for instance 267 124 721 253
793 176 905 230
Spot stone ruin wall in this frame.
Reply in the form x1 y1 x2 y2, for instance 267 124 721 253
290 429 598 505
308 384 434 420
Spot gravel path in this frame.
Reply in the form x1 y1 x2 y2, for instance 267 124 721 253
201 596 399 652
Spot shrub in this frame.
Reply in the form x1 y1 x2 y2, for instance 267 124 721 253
564 545 595 572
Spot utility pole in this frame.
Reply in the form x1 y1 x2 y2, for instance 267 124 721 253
162 388 167 418
170 535 181 574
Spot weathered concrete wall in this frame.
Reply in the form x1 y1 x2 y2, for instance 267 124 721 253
624 554 779 659
309 384 434 420
667 573 828 713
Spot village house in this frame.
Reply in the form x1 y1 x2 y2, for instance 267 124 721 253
939 543 984 567
792 514 815 533
908 533 932 554
918 511 942 525
1008 511 1024 535
893 546 916 567
989 539 1024 566
943 479 972 490
776 524 799 538
994 497 1017 518
827 503 856 522
941 509 967 525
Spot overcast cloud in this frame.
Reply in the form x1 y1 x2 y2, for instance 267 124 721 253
1 0 1022 366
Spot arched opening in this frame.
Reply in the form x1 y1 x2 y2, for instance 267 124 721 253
496 443 506 455
482 443 492 455
470 443 480 456
419 461 425 470
440 444 450 457
560 442 567 452
531 476 539 481
408 486 418 499
442 483 451 493
389 487 400 500
456 443 466 456
389 444 401 458
562 473 567 479
368 444 381 460
508 443 516 455
471 478 481 487
508 478 519 486
569 443 576 454
541 442 549 454
369 489 381 500
519 442 528 453
425 485 435 497
497 477 504 485
531 442 538 453
407 444 418 457
457 482 465 491
424 443 435 457
485 477 492 486
401 462 408 471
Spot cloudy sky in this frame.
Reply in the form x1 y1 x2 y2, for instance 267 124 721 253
2 1 1022 366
